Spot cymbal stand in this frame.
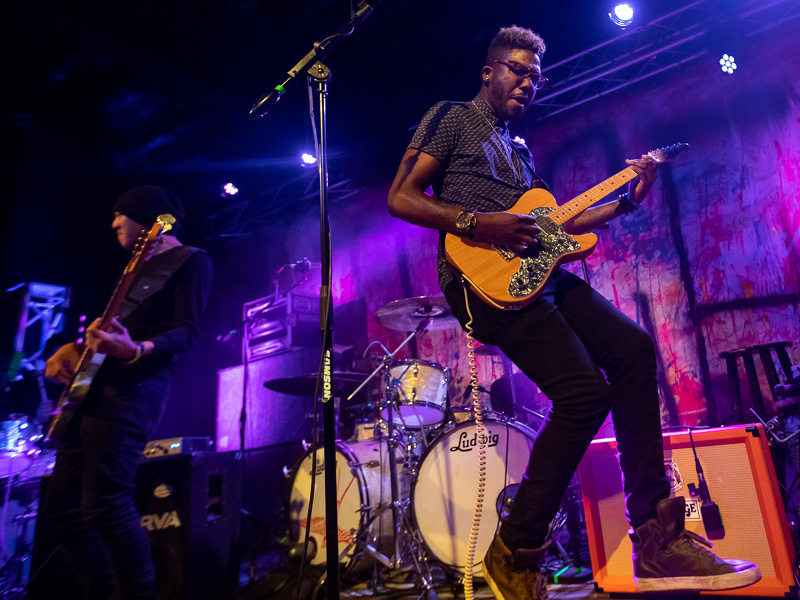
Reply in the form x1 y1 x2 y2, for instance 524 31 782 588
0 490 36 599
383 375 439 600
346 320 429 404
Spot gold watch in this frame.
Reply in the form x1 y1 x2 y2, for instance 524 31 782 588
455 210 477 235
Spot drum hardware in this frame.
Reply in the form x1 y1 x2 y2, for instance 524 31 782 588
385 360 449 432
473 345 523 421
0 502 37 599
517 404 547 422
359 350 441 596
264 371 372 440
496 482 520 521
0 418 42 480
349 295 457 428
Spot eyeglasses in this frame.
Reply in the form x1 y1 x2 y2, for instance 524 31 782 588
491 60 549 90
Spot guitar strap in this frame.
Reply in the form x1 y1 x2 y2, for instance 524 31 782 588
508 144 554 196
116 245 201 321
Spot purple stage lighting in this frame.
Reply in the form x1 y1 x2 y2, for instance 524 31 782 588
301 153 318 166
609 3 634 28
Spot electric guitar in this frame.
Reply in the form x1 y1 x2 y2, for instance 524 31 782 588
444 143 690 309
46 214 176 441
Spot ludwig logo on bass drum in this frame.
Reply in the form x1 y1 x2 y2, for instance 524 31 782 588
450 430 500 452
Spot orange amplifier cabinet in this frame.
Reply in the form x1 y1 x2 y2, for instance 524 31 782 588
578 424 795 597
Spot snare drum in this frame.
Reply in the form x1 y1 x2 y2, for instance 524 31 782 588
288 437 408 570
411 417 536 576
383 359 449 428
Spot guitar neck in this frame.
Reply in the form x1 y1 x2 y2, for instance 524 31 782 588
548 166 639 226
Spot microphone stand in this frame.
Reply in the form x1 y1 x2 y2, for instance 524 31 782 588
248 5 378 598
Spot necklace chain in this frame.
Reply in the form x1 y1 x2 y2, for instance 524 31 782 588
471 100 523 185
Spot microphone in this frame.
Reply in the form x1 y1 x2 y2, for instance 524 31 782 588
250 80 289 119
462 384 491 399
249 2 378 119
688 428 725 539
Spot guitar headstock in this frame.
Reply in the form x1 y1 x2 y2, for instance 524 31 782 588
156 213 176 233
647 142 690 163
125 213 176 273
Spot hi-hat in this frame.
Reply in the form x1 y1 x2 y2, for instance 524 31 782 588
376 296 459 332
264 372 371 399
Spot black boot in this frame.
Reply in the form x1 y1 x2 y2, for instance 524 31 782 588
483 533 550 600
631 496 761 591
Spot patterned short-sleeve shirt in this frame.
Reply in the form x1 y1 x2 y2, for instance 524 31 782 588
407 95 547 289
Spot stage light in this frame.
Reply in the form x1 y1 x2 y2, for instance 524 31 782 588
707 19 745 76
513 135 526 145
301 153 318 166
219 183 239 198
719 53 737 74
609 3 634 28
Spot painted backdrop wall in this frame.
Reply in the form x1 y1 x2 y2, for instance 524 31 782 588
210 22 799 435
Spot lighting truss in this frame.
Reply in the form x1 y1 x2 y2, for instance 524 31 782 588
20 282 71 370
534 0 800 119
206 171 363 240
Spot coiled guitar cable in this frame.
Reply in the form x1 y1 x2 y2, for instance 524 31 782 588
461 282 487 600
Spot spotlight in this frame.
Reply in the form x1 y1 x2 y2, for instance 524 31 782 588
719 53 737 74
219 183 239 198
707 20 745 75
301 153 318 166
609 3 634 28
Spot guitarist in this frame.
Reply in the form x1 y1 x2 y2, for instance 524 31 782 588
43 186 213 599
388 26 760 600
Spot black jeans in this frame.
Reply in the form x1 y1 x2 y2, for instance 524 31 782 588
444 268 670 550
43 375 168 599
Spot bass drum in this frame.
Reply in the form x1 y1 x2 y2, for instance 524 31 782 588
411 418 536 576
288 437 407 570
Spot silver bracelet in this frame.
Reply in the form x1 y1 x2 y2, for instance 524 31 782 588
126 342 146 364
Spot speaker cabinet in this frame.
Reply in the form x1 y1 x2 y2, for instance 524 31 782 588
216 348 320 450
578 424 795 597
134 451 242 600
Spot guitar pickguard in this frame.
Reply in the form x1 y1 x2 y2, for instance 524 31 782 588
508 206 581 299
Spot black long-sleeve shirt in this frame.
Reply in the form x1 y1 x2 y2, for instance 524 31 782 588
96 246 214 387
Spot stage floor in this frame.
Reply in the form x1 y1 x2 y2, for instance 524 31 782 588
338 582 604 599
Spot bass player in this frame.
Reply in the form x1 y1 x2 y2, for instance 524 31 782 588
43 185 213 599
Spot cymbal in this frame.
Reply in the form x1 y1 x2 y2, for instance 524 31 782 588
474 344 505 357
375 296 459 332
264 372 371 398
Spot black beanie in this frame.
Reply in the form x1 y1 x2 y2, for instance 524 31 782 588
112 185 185 234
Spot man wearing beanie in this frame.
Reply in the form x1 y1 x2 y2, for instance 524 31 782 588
44 185 213 599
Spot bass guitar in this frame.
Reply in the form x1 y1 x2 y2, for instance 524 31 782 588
46 214 176 441
445 143 690 309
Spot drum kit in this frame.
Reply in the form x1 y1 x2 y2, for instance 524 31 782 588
0 415 54 598
265 296 540 591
